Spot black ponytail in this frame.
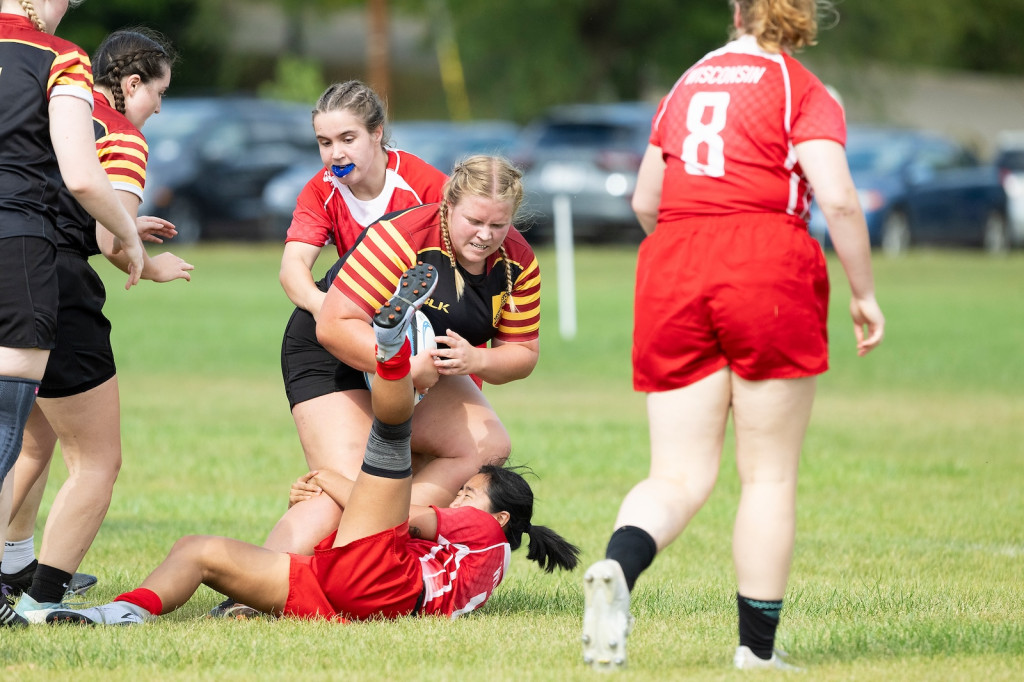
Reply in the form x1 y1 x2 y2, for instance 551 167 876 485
479 464 580 573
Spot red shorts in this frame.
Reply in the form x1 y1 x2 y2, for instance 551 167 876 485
284 522 423 621
633 214 829 392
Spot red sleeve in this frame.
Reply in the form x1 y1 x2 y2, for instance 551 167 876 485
433 506 505 547
788 57 846 147
285 170 333 247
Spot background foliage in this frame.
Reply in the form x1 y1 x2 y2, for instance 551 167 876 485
56 0 1024 122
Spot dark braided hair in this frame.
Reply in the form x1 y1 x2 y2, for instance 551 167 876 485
92 28 176 115
479 464 580 573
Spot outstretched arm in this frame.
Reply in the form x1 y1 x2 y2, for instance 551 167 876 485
97 192 193 283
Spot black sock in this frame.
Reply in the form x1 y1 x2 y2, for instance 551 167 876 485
27 563 73 604
737 594 783 659
605 526 657 592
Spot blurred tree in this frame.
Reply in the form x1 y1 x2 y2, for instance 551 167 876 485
447 0 728 120
59 0 232 93
52 0 1024 118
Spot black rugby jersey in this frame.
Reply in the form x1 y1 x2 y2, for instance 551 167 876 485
0 14 93 242
331 203 540 348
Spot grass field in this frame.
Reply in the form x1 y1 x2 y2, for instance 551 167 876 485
2 244 1022 681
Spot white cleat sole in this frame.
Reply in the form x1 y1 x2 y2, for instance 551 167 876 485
582 559 633 671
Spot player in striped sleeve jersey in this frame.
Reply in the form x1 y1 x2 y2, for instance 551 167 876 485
4 28 193 626
0 0 146 628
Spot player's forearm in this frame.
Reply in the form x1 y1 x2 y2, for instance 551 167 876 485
471 342 538 385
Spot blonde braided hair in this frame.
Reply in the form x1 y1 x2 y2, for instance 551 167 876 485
20 0 86 33
438 156 525 326
21 0 43 31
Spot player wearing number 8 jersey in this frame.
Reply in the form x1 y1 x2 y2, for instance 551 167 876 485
580 0 885 672
653 42 846 221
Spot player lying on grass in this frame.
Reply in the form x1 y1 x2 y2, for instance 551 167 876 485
46 263 578 625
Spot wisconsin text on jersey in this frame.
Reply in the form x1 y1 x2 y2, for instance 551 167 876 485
685 65 767 85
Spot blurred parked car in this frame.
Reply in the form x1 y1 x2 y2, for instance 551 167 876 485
995 130 1024 248
391 119 520 174
140 97 317 243
260 119 520 239
515 101 656 243
809 126 1009 254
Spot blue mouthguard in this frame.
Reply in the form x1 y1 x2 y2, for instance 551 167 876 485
331 163 355 178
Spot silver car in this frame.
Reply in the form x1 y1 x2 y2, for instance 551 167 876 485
516 102 656 243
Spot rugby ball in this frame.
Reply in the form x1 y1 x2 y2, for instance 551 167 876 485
365 310 437 403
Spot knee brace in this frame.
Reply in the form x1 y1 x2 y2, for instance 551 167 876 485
0 376 40 479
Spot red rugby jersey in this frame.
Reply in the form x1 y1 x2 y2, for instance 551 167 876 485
285 148 446 255
651 35 845 223
410 506 511 618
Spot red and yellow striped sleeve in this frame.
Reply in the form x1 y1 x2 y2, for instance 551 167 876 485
97 131 149 200
47 47 93 106
334 218 419 317
496 256 541 340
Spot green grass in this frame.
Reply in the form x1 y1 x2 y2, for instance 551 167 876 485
2 244 1022 681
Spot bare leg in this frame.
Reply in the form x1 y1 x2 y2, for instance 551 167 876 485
332 370 414 547
613 367 732 547
8 406 57 535
35 378 122 573
291 391 373 475
731 375 815 600
264 390 374 553
264 493 341 554
138 535 292 615
407 374 510 507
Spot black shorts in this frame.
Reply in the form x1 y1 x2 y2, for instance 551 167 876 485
0 236 58 350
280 306 366 409
38 251 115 399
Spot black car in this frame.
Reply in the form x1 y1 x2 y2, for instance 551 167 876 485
140 97 316 243
809 126 1009 254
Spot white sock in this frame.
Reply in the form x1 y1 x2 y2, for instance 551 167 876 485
1 537 36 574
